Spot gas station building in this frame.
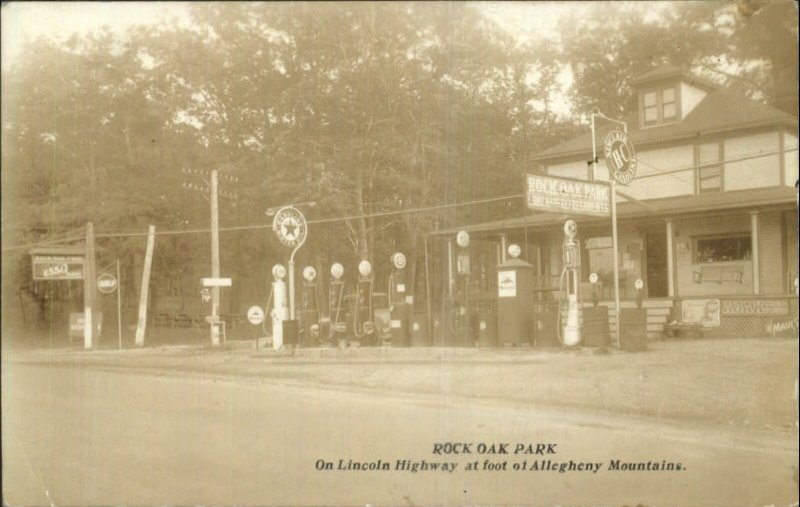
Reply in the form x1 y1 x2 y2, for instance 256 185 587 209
437 66 799 341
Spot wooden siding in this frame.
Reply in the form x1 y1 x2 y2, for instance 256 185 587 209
759 211 784 295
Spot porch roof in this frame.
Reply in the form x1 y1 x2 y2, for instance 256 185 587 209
434 186 797 238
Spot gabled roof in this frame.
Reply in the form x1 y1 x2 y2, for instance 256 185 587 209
629 64 718 90
434 186 797 237
533 87 797 162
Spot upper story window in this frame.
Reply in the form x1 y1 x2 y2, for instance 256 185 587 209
642 87 678 126
697 142 722 193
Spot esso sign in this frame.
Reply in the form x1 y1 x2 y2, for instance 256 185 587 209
358 260 372 277
331 263 344 280
96 273 118 294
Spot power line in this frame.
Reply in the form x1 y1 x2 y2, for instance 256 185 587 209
92 193 523 239
3 146 797 248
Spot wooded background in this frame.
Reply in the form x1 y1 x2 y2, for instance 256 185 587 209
2 2 797 338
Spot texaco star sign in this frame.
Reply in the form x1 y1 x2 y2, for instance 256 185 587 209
272 206 308 249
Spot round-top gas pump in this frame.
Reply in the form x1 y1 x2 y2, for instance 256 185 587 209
299 266 320 347
388 252 411 347
453 231 472 347
270 264 288 350
353 260 375 345
329 262 346 347
559 219 582 347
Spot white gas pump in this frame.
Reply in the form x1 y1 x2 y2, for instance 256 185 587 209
559 220 581 347
388 252 409 347
329 262 346 346
300 266 320 346
353 260 374 342
270 263 288 350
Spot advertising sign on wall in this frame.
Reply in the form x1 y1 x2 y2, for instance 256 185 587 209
526 174 611 217
497 270 517 298
681 299 721 327
721 299 789 316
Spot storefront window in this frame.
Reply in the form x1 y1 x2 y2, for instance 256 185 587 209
586 236 614 280
694 235 751 263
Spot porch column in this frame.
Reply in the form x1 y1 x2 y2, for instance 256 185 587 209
500 234 508 263
665 219 675 297
447 239 454 299
750 211 760 295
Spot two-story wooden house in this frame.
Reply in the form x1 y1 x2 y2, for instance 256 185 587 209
436 65 798 339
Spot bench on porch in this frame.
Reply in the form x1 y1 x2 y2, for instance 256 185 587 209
692 264 743 284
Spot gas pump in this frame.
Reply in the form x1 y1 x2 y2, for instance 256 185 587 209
388 252 410 347
558 220 581 347
270 264 288 350
328 263 346 347
453 230 472 346
299 266 320 347
353 260 375 344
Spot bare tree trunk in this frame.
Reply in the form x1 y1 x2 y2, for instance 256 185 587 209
354 169 369 261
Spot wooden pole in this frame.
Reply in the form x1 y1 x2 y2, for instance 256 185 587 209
134 225 156 347
210 170 221 346
116 259 122 350
83 222 97 349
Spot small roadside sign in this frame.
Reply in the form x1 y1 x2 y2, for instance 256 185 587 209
247 306 265 325
202 277 232 287
96 273 117 294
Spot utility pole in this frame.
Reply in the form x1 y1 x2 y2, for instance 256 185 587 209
210 169 220 345
83 221 97 349
135 225 156 347
182 167 238 347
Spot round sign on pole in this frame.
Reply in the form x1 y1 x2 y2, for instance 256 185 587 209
247 305 265 325
604 130 638 185
272 206 308 248
589 272 599 284
331 263 344 280
456 230 470 248
358 260 372 277
507 244 522 259
392 252 406 270
635 278 644 290
96 273 118 294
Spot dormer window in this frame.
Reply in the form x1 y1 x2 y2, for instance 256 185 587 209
642 86 677 126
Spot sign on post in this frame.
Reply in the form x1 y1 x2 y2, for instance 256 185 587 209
526 174 611 217
32 254 85 280
96 273 117 294
273 206 308 248
247 306 265 325
604 130 638 185
202 277 232 287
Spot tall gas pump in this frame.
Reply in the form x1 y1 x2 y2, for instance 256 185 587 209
353 260 375 344
388 252 411 347
559 220 582 347
452 231 472 346
299 266 320 347
270 264 288 350
328 263 346 347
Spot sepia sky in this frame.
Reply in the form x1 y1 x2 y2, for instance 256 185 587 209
2 2 579 69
